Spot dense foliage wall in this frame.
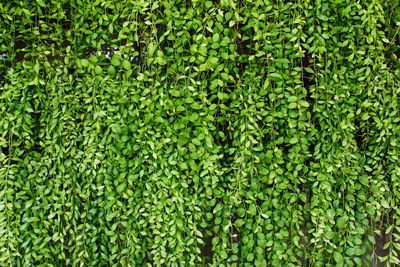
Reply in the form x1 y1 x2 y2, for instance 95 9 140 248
0 0 400 266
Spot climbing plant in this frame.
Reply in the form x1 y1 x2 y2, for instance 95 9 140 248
0 0 399 266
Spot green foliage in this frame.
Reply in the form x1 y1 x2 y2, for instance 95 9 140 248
0 0 399 266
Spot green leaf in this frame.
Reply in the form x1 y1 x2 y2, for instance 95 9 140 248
248 204 257 216
266 240 273 247
359 176 369 186
220 36 230 46
213 33 220 43
334 252 343 265
289 137 298 144
117 183 126 193
305 67 314 74
108 65 116 75
148 42 156 57
318 14 329 21
89 55 98 63
269 73 282 79
81 59 89 67
300 101 309 107
198 46 207 56
95 65 103 74
209 57 219 64
122 60 131 70
191 102 202 110
37 0 46 7
213 203 223 214
111 55 121 66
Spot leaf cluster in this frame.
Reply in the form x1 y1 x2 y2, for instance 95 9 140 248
0 0 399 266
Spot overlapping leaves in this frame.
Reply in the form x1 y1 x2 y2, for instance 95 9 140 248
0 0 399 266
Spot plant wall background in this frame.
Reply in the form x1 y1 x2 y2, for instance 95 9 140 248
0 0 400 266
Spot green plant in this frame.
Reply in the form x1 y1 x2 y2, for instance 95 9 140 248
0 0 399 266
